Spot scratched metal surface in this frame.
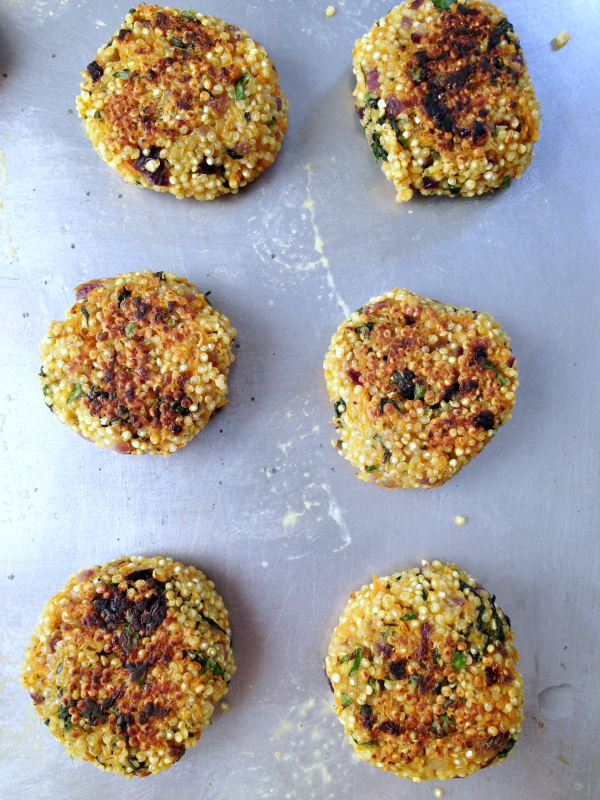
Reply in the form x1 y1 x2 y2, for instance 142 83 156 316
0 0 599 798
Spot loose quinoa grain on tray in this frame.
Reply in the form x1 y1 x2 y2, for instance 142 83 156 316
76 5 288 200
39 270 236 455
353 0 540 201
20 556 235 778
323 288 517 488
324 560 523 782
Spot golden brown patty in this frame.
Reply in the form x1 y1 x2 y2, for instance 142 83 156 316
325 560 523 782
39 270 236 455
323 288 517 488
76 4 288 200
20 556 235 778
353 0 540 200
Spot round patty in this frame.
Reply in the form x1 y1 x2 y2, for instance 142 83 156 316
324 288 517 489
324 560 523 782
76 4 288 200
353 0 540 201
20 556 235 778
39 270 236 455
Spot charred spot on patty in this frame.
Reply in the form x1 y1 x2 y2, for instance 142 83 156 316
472 409 495 429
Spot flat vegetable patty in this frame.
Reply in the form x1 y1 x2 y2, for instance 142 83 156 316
353 0 540 201
324 288 517 489
20 556 235 778
39 270 236 455
76 4 288 200
325 560 523 782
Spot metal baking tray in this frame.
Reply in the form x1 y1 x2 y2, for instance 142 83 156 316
1 0 599 798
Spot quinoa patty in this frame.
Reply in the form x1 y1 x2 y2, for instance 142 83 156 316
76 5 288 200
20 556 235 778
325 560 523 782
353 0 540 201
324 288 517 488
39 270 236 455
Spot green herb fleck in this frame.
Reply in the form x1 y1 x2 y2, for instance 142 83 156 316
206 657 223 676
492 126 499 136
501 175 510 189
339 655 349 664
414 382 426 400
235 73 250 100
58 687 63 698
432 648 440 664
43 385 49 396
370 132 388 162
171 37 190 48
352 735 378 748
128 757 141 770
369 678 378 695
57 704 72 732
349 646 363 676
340 693 352 708
44 718 50 726
125 322 136 338
484 360 507 385
67 384 83 404
112 70 131 79
430 149 441 160
56 663 63 674
39 367 46 377
155 271 166 280
94 110 102 119
334 400 346 419
226 148 244 160
129 8 136 14
374 434 391 463
179 9 197 20
366 465 378 473
203 291 213 308
355 321 375 337
388 115 409 150
401 611 417 622
267 117 277 126
451 650 466 670
432 0 452 8
408 674 419 688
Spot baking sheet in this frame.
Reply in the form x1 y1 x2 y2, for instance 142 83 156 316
1 0 599 798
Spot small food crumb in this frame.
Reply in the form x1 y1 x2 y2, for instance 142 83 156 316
275 752 280 757
326 5 335 17
434 790 443 799
454 515 466 526
553 30 571 49
219 701 229 712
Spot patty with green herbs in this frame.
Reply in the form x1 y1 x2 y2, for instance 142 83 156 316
20 556 235 778
324 288 517 489
39 270 236 455
76 4 288 200
353 0 540 201
324 560 523 782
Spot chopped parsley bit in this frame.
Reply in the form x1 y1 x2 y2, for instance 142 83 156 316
94 110 101 119
39 367 46 377
334 400 346 419
43 385 49 396
366 465 378 473
349 646 363 676
374 434 391 462
352 734 378 748
67 384 83 404
408 674 419 688
226 148 244 160
267 117 277 125
492 126 499 136
388 115 409 150
154 271 166 280
355 321 375 336
400 611 417 622
340 693 352 708
370 132 388 162
179 9 197 20
44 719 50 726
414 382 426 400
81 305 90 322
129 7 136 14
485 360 507 385
171 37 190 49
430 149 441 160
203 290 214 307
128 757 142 770
501 175 511 189
235 73 250 100
339 654 349 664
112 70 131 79
451 649 466 670
57 704 72 731
125 322 136 338
432 0 452 8
432 647 440 664
355 306 364 314
56 663 63 674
